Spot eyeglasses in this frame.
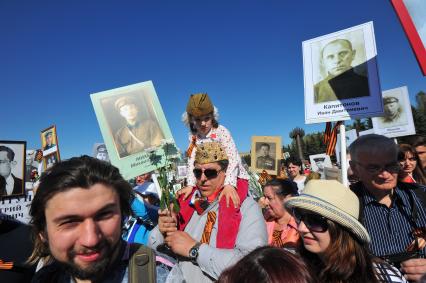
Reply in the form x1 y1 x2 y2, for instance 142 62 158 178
351 160 400 175
293 208 328 232
193 168 221 179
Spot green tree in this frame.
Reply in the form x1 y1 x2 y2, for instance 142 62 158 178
289 127 305 161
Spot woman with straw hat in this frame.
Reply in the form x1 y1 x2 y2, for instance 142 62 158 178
285 180 407 283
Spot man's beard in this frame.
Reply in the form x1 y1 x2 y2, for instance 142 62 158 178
58 239 118 281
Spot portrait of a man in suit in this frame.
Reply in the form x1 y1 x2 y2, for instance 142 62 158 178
0 145 24 197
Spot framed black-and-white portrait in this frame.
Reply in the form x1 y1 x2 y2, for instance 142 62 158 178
0 141 26 198
372 86 416 138
92 143 110 162
251 136 282 175
303 22 383 124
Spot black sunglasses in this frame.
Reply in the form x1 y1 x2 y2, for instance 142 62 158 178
293 208 328 232
193 168 221 179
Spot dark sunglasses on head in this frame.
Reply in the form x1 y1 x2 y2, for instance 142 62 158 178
293 208 329 232
193 168 221 179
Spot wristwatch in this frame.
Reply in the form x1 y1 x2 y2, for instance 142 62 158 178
188 242 201 261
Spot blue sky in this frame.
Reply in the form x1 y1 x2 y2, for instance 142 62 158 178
1 0 425 158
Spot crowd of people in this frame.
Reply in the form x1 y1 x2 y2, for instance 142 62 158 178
1 93 426 283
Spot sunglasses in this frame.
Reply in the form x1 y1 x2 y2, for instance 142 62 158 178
193 168 221 179
293 208 328 232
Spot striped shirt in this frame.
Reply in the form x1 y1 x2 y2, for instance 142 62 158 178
352 182 426 257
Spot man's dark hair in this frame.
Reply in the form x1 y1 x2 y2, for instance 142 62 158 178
217 160 229 172
260 143 270 150
286 156 302 167
28 155 133 264
263 178 299 197
0 145 15 161
410 135 426 148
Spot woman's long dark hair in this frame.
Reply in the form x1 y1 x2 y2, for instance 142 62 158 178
299 221 379 283
398 143 426 185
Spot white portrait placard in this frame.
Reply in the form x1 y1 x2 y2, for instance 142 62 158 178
303 21 383 124
372 86 416 138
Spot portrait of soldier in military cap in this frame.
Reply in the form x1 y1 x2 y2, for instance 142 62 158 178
372 86 416 138
111 95 165 158
92 143 110 162
378 96 407 128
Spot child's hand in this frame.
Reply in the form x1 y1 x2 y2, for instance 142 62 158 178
176 186 193 200
219 185 240 208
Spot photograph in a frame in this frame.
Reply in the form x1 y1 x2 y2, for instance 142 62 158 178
251 136 282 175
92 143 110 162
43 151 60 170
91 81 175 180
40 125 60 157
0 141 26 198
303 22 383 124
100 89 165 159
372 86 416 138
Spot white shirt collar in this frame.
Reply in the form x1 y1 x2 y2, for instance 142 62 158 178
5 175 14 195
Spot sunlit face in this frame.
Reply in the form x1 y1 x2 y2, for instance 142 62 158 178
297 213 331 255
192 114 213 136
384 101 399 117
119 103 139 121
399 151 417 175
194 162 225 198
42 184 122 281
0 151 14 178
287 163 301 179
415 145 426 169
260 145 270 157
322 41 355 77
263 186 291 220
350 150 398 194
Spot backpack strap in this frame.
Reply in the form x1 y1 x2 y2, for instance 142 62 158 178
128 243 156 283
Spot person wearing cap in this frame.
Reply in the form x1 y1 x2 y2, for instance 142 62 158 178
379 96 407 127
314 38 370 104
113 95 164 158
179 93 250 209
349 134 426 281
43 131 56 151
148 142 267 282
94 143 109 162
285 180 407 282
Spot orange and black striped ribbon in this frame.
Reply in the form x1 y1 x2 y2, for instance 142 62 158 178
0 259 14 270
324 122 332 144
271 230 284 248
325 121 343 156
200 211 217 244
186 135 197 157
258 170 272 186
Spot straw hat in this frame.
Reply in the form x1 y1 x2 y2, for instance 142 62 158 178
285 180 370 243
